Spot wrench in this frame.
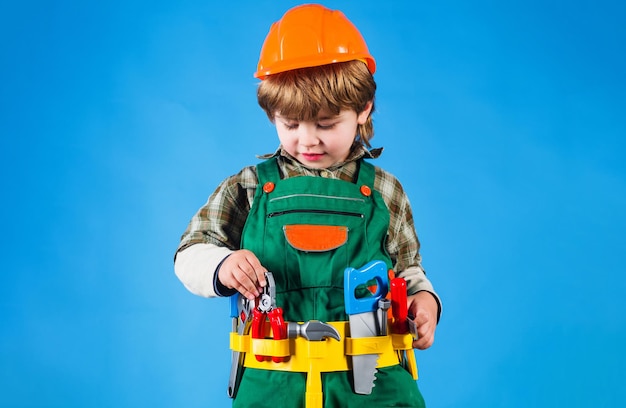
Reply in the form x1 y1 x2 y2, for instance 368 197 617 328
227 294 253 398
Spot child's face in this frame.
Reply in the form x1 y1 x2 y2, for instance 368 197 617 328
274 105 371 169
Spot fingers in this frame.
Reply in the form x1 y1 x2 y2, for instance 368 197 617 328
411 312 435 350
406 292 438 350
218 250 268 300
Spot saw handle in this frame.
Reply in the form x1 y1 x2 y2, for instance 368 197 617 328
344 260 389 315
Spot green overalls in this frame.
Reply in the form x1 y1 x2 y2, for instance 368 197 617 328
233 157 425 407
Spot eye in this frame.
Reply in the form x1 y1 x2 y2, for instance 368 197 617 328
317 122 336 130
280 120 298 130
285 123 298 130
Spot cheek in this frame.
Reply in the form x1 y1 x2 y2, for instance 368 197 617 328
276 128 291 144
331 126 358 148
276 129 298 152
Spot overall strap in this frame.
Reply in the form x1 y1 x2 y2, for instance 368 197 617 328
256 157 281 185
355 159 376 188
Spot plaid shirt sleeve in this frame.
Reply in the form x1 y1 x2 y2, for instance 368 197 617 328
374 167 441 318
374 168 422 272
176 166 259 255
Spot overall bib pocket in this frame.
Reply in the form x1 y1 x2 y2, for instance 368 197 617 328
265 207 367 290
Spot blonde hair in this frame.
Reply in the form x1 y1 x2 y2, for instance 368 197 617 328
257 60 377 146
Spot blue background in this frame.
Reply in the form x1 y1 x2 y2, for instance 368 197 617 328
2 1 625 407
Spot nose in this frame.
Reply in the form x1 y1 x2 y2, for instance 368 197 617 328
298 124 319 147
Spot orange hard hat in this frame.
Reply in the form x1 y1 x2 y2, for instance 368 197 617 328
254 4 376 79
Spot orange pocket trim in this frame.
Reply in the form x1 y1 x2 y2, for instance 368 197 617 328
283 225 348 252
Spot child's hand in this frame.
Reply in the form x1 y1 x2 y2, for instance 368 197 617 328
218 250 268 300
407 291 439 350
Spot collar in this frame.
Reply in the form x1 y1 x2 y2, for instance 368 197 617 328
256 143 383 170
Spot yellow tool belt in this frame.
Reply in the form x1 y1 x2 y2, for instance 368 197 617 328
230 321 417 407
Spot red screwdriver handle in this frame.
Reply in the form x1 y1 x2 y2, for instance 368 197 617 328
390 277 408 334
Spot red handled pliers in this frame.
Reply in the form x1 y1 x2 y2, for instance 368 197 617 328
250 272 287 362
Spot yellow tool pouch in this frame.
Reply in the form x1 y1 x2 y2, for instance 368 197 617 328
230 321 417 408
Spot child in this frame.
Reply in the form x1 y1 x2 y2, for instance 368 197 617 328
175 4 441 407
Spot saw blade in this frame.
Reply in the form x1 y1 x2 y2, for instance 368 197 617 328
349 313 380 394
352 354 378 394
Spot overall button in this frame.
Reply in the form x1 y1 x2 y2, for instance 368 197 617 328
263 182 275 193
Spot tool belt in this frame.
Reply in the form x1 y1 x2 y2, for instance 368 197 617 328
230 320 417 407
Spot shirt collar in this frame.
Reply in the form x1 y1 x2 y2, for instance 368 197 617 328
256 143 383 167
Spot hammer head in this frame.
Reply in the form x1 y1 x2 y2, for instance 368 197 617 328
287 320 341 341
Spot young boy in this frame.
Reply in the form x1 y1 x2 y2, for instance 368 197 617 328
175 4 441 407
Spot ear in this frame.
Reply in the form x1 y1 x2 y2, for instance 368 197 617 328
357 100 373 125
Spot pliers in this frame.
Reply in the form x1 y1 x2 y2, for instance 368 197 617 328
228 272 286 398
250 272 287 362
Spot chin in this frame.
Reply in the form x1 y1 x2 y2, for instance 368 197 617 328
302 162 328 169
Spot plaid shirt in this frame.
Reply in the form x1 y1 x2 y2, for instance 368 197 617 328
176 144 436 298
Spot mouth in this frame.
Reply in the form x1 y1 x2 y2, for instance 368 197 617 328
301 152 325 161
